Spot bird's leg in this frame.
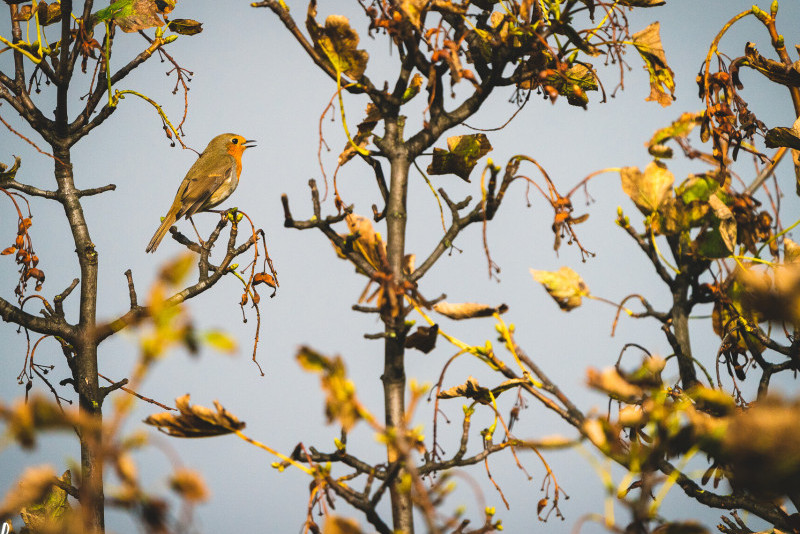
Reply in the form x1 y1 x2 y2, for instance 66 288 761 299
188 216 205 246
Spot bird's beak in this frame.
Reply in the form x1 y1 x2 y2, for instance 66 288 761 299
243 139 257 149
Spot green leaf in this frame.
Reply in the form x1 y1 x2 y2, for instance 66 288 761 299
427 134 492 182
631 22 675 107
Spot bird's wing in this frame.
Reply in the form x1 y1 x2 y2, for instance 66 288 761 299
175 153 237 219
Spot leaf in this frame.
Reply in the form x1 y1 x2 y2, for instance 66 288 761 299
404 324 438 354
618 0 665 5
738 264 800 326
708 194 737 254
675 173 719 204
93 0 174 32
652 522 709 534
765 116 800 150
333 213 386 270
785 238 800 263
297 346 361 431
144 394 246 438
167 18 203 36
631 22 675 107
647 112 703 157
324 515 364 534
0 465 57 520
338 103 381 166
438 376 493 404
739 42 800 88
19 470 71 532
170 468 209 502
13 1 63 25
531 266 589 311
541 63 599 108
427 134 493 182
586 367 644 403
202 330 238 354
620 160 674 214
432 301 507 320
306 1 368 79
398 0 426 29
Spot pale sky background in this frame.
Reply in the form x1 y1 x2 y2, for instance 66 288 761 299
1 1 799 532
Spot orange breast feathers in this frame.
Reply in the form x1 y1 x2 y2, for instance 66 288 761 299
228 143 246 178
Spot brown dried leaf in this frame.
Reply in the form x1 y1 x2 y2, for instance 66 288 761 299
404 324 438 354
432 301 507 320
438 376 493 404
708 194 737 254
143 394 245 438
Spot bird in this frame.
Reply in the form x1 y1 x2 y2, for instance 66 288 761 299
146 133 256 253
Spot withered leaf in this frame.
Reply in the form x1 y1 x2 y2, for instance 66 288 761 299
737 264 800 326
427 134 492 182
631 22 675 107
297 346 361 431
707 194 737 254
143 394 245 438
0 465 57 520
652 522 709 534
13 1 63 25
404 324 438 354
432 301 507 320
398 0 426 29
19 470 71 532
93 0 173 32
647 112 703 157
167 18 203 36
530 266 588 311
339 104 381 166
307 1 368 79
438 376 493 404
618 0 665 5
765 116 800 150
620 160 674 214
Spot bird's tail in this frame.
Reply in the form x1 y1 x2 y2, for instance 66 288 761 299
146 208 179 253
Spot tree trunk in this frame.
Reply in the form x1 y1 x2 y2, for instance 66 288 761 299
383 148 414 533
54 146 105 533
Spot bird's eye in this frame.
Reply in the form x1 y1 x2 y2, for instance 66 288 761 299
231 138 239 144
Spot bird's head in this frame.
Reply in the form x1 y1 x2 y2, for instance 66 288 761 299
205 133 256 158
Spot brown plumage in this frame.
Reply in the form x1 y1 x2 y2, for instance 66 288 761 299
146 133 255 253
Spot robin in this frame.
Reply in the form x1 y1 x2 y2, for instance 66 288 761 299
146 133 256 253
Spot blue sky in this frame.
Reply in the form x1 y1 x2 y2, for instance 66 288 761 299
1 1 799 532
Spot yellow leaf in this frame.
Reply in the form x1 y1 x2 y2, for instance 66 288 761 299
432 301 507 320
203 330 238 354
620 160 674 214
530 266 589 311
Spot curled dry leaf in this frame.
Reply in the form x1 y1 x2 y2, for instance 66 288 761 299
737 264 800 326
438 376 493 404
404 324 438 354
432 301 508 320
167 18 203 36
93 0 174 32
143 394 245 438
530 266 588 311
707 194 737 254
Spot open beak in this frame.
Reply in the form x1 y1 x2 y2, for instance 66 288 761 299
243 139 257 149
